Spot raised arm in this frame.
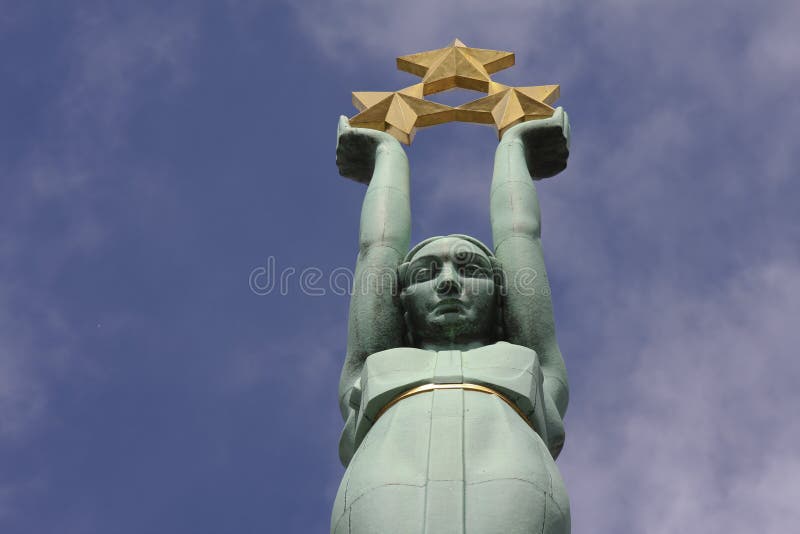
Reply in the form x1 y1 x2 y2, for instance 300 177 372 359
335 117 411 464
490 108 570 457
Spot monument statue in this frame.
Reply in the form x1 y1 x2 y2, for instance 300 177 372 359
331 40 571 534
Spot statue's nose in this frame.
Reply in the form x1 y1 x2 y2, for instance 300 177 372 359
435 265 461 295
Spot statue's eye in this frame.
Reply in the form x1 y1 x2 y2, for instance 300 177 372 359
461 264 489 278
410 263 439 283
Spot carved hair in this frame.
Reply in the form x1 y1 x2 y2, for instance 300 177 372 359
397 234 505 290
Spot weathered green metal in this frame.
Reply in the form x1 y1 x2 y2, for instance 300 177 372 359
332 108 571 533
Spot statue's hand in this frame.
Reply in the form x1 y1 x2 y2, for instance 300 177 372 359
336 116 402 184
502 107 570 179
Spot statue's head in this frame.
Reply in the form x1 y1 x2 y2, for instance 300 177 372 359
398 235 504 348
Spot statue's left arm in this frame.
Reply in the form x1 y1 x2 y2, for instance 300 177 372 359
490 108 570 458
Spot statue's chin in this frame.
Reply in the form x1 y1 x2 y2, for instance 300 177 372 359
419 315 488 342
426 311 467 330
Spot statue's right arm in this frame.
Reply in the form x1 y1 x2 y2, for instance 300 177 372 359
335 117 410 465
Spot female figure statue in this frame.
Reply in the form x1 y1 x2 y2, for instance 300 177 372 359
331 108 571 534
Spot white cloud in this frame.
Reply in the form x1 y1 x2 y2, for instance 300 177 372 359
282 0 566 68
285 0 796 80
221 317 345 401
0 338 46 439
563 258 800 533
0 280 77 440
0 5 197 442
59 6 195 143
286 0 799 137
287 0 798 235
286 2 800 531
220 316 348 514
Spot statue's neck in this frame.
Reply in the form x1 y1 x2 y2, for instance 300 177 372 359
419 339 487 352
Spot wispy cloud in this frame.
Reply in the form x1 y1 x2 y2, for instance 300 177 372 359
280 0 569 66
59 6 195 144
564 258 800 533
286 0 800 531
0 5 197 441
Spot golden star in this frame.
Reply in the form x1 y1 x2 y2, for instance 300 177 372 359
396 39 515 95
456 82 560 138
349 84 456 144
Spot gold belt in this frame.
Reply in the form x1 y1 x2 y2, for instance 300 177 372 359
373 382 536 431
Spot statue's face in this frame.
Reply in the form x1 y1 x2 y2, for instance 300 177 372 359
401 237 499 346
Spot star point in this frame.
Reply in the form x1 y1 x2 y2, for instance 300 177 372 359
350 85 455 144
457 84 560 138
396 39 515 95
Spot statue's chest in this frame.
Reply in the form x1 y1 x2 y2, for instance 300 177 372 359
353 343 544 447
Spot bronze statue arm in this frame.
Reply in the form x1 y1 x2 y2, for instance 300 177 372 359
490 108 570 455
335 117 411 464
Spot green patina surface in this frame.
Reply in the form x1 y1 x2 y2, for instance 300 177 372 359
332 109 572 534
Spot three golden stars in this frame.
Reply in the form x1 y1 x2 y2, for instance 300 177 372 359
350 39 560 144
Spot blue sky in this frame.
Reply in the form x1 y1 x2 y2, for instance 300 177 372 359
1 1 798 532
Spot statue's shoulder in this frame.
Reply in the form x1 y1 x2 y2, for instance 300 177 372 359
368 346 427 359
363 346 431 375
464 342 540 373
467 341 538 359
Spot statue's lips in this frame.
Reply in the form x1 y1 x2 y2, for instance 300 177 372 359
433 299 465 314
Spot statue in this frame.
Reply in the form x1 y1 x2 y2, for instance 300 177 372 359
331 40 572 534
